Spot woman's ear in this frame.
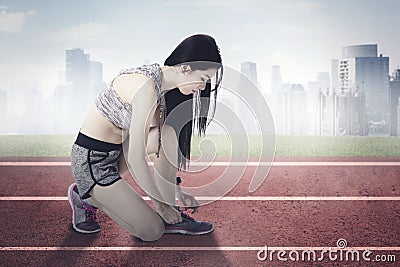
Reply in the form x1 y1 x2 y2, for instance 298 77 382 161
180 64 192 74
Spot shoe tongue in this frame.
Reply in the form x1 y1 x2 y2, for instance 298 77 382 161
174 206 196 221
181 211 195 221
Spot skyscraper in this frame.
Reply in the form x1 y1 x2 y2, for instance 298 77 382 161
66 48 90 88
335 44 389 135
307 72 331 135
55 49 104 133
65 48 103 92
0 89 7 134
269 65 282 134
330 59 340 95
317 72 330 95
271 65 282 92
335 92 366 135
317 91 336 135
275 83 308 135
89 60 104 101
397 98 400 136
390 69 400 136
241 61 258 84
239 61 262 134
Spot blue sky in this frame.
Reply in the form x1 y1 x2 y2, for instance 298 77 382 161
1 0 400 94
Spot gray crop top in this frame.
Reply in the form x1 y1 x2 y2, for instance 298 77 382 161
94 63 166 156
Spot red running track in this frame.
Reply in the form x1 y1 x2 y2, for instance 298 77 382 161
0 157 399 266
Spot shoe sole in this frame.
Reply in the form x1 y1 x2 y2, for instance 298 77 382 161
164 225 214 235
67 183 100 234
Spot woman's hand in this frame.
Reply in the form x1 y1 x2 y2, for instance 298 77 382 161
176 189 200 214
152 199 182 224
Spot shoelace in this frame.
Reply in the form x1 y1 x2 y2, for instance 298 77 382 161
179 208 196 222
82 202 100 223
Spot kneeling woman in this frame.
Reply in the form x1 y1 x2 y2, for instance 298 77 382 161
67 34 223 241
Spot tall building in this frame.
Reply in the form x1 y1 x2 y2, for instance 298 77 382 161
317 72 330 95
390 69 400 136
397 98 400 136
239 61 264 134
241 61 258 84
342 44 378 58
333 44 389 135
269 65 282 134
55 49 104 134
66 48 103 92
276 84 308 135
330 59 340 95
307 81 320 135
335 92 367 135
271 65 282 92
89 61 103 87
21 87 47 134
66 48 90 88
0 89 7 133
319 92 363 136
307 72 331 135
317 92 336 135
89 60 104 101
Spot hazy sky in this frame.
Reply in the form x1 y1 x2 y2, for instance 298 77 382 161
1 0 400 94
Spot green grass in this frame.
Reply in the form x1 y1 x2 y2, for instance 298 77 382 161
0 134 399 157
274 135 400 157
0 135 75 157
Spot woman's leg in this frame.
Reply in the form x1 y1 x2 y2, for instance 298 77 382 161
100 125 214 236
120 125 179 204
87 127 166 241
88 179 164 241
153 124 179 205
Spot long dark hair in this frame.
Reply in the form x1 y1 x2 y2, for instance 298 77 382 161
164 34 223 170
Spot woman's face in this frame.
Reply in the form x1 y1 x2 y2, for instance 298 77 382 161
178 67 218 95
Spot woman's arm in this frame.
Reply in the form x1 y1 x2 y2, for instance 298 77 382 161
127 80 164 201
126 80 181 224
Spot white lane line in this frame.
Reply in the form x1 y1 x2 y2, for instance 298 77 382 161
1 161 400 166
1 196 399 201
0 162 71 166
272 162 400 166
0 246 399 251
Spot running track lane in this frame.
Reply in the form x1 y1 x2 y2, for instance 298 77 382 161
0 157 399 266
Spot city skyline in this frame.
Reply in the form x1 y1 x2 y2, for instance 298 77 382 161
1 46 399 136
1 0 400 96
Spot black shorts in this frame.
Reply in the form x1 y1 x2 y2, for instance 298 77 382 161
71 132 122 199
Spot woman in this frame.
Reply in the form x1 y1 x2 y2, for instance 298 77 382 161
67 34 223 242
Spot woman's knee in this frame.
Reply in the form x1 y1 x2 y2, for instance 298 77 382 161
137 218 165 241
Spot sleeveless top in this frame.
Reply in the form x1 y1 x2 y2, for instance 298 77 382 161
94 63 166 156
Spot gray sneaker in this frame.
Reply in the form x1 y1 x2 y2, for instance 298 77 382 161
67 183 100 234
163 207 213 235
